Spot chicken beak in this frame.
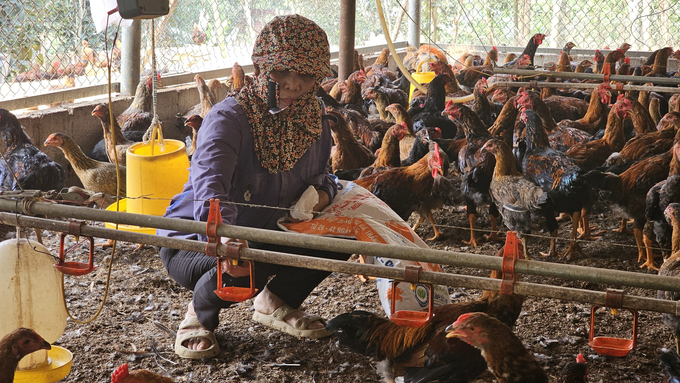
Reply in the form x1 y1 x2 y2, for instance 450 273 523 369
42 340 52 351
445 325 462 339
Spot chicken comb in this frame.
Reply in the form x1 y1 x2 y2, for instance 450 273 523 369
111 363 130 383
452 312 477 326
445 99 455 109
492 46 497 51
625 57 630 64
576 353 586 364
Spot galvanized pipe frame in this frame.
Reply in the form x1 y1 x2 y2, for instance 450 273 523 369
2 211 678 316
493 68 680 86
2 196 680 295
493 81 680 94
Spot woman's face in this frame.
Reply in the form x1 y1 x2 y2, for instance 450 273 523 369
269 69 316 109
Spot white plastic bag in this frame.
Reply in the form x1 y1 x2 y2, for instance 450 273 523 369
279 180 451 316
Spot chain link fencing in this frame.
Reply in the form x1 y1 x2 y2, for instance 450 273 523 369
1 0 678 103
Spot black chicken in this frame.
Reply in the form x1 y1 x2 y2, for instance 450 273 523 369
0 109 65 192
517 104 606 259
442 101 500 247
409 74 458 139
502 33 545 68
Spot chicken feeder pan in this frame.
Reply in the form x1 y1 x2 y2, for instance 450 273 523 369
408 60 436 104
13 345 73 383
589 306 638 357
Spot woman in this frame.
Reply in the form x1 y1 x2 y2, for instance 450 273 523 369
158 14 348 359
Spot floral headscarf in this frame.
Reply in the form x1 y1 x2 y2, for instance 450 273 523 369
230 14 332 174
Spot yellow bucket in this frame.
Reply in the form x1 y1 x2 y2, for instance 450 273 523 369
408 60 436 104
125 139 190 217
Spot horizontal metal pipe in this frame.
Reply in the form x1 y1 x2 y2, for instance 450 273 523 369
2 197 680 296
493 81 680 94
7 212 677 316
493 68 680 86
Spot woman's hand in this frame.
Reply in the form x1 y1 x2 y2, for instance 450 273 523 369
220 238 251 278
287 189 330 223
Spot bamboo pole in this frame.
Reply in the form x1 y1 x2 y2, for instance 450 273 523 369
493 81 680 94
493 67 680 86
1 196 680 295
2 212 678 316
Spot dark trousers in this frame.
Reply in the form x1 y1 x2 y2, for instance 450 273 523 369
160 242 350 331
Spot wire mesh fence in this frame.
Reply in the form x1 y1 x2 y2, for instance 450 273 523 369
1 0 679 104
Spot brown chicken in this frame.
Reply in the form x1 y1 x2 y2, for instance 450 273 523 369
184 115 202 157
627 96 657 135
364 87 393 121
327 252 524 383
117 75 158 134
566 96 632 171
453 47 496 90
608 111 680 166
92 104 134 166
601 49 626 76
0 109 65 192
602 150 672 269
0 328 51 383
445 312 549 383
176 74 216 136
354 143 448 239
592 50 605 74
556 83 611 135
44 132 126 198
657 203 680 351
111 363 175 383
574 59 593 73
328 110 376 173
225 62 247 92
191 23 207 45
647 47 674 77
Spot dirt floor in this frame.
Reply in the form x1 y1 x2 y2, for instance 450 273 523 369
35 199 675 382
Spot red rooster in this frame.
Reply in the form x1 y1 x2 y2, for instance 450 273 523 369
354 143 450 240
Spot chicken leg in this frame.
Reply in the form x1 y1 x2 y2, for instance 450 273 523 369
483 214 502 242
640 233 659 270
578 209 604 240
540 229 559 257
464 213 480 247
414 211 443 241
560 211 584 261
612 217 631 234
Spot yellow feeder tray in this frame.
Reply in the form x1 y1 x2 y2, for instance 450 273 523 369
14 346 73 383
104 198 157 235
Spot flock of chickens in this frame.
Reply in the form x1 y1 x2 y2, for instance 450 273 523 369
3 33 680 382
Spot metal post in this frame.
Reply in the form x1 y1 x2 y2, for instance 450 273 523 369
407 0 420 47
338 0 356 82
120 19 141 96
